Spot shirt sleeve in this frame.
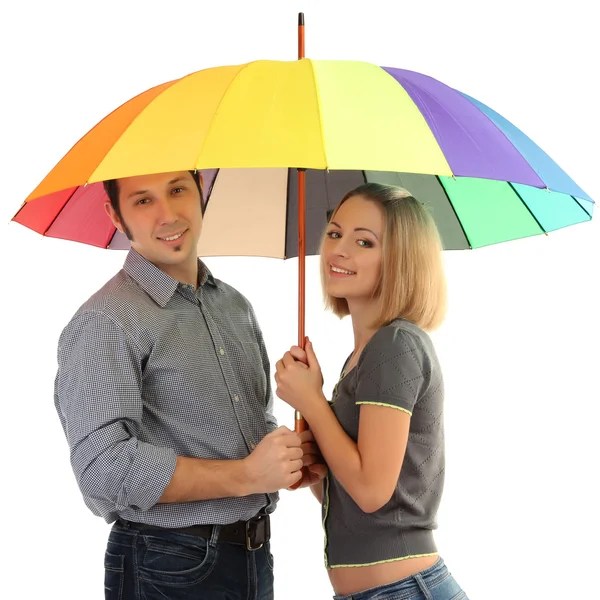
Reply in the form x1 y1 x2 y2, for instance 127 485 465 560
54 311 177 513
354 326 430 416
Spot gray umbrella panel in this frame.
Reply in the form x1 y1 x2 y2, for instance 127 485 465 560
198 168 472 259
108 167 589 255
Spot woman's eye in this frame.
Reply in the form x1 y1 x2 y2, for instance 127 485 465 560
326 231 341 239
357 239 373 248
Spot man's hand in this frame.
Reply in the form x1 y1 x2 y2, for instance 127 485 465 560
243 426 303 493
290 428 328 489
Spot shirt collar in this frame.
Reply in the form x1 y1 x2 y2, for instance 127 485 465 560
123 249 220 307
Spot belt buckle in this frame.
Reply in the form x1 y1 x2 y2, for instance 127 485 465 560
245 514 268 551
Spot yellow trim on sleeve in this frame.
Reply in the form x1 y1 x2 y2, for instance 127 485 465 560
328 552 438 569
356 401 412 416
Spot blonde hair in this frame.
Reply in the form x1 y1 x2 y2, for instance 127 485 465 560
321 183 447 331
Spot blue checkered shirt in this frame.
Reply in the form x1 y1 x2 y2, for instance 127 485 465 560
54 249 278 527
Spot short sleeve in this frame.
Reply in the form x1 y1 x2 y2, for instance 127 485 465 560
354 326 429 416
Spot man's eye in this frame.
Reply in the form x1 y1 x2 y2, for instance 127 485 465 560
172 187 185 194
136 198 150 205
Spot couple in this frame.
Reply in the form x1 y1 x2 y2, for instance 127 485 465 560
54 169 468 600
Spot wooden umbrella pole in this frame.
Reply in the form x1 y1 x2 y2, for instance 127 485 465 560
298 11 305 60
290 12 308 490
295 167 307 429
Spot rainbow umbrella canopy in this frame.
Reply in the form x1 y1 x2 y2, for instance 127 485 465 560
12 60 593 257
12 21 594 442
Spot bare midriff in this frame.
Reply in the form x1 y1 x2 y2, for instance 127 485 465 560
328 553 439 596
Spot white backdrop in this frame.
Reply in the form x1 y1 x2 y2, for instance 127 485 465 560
1 1 598 598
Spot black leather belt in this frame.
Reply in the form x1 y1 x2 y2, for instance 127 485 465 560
118 512 270 551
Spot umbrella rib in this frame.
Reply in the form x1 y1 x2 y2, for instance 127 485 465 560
507 182 547 234
37 188 80 236
457 91 546 190
9 200 28 223
191 63 256 170
572 196 594 220
307 59 328 168
283 169 292 259
84 78 181 185
434 175 473 249
202 169 221 213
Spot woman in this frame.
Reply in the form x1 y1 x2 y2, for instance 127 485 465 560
275 183 468 599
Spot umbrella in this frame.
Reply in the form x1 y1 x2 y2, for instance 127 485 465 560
11 13 594 457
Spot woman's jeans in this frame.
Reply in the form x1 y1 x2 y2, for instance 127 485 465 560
333 558 468 600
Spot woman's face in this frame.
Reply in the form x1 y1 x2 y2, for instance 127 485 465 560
322 194 384 306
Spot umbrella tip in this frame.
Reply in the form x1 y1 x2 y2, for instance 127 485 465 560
298 12 304 25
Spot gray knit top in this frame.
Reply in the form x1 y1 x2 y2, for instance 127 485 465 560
322 319 444 568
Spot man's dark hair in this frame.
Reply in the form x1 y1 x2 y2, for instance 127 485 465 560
103 170 203 220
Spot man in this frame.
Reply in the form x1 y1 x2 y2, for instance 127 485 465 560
54 170 325 599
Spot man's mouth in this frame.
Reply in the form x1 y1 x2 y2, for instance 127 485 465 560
158 231 186 242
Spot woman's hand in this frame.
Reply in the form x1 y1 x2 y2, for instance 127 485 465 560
289 428 328 490
274 338 326 418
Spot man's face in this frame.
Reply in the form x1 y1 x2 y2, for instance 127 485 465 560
105 170 203 283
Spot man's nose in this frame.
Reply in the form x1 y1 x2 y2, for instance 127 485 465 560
157 198 177 223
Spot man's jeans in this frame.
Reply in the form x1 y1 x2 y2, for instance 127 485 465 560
104 520 274 600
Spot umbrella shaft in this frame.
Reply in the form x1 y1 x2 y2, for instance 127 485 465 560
298 12 305 60
293 15 309 463
295 167 308 451
297 168 306 348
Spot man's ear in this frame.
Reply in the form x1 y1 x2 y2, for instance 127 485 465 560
104 202 125 234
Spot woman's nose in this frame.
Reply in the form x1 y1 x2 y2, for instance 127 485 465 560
334 239 350 258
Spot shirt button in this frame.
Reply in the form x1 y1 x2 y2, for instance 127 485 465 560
219 348 225 355
233 395 240 402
